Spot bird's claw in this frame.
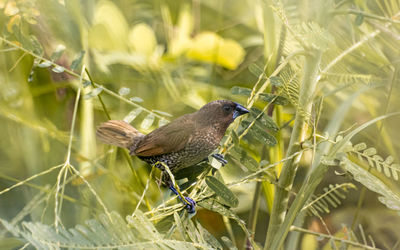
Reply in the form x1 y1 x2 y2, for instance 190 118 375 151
169 186 197 214
184 196 196 214
211 153 228 166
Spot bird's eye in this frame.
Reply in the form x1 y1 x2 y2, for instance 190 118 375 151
222 105 232 113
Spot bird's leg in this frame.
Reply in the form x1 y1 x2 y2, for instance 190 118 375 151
211 153 228 166
156 161 196 214
169 185 196 214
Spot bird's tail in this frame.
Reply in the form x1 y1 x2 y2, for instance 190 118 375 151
96 120 144 149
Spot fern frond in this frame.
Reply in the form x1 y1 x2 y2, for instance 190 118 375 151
291 225 380 250
271 3 334 51
0 211 215 249
302 183 356 215
321 72 373 84
349 142 400 181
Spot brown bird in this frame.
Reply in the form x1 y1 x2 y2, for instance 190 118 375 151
96 100 249 213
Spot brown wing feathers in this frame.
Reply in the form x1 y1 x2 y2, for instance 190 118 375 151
96 120 144 148
96 115 195 157
134 114 195 156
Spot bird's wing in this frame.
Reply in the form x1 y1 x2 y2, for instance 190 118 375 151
134 114 195 156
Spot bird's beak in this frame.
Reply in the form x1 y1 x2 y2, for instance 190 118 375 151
233 103 249 119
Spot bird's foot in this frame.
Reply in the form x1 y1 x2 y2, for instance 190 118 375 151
183 196 196 214
211 153 228 166
169 186 196 214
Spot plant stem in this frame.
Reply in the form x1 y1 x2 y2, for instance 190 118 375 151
264 51 322 249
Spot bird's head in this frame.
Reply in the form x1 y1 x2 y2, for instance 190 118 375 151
195 100 249 129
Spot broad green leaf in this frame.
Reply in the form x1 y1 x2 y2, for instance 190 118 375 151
205 176 239 208
186 32 245 70
141 114 155 129
70 50 85 71
128 23 157 55
123 108 142 123
231 86 252 96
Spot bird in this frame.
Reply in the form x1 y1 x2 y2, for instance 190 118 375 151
96 100 249 213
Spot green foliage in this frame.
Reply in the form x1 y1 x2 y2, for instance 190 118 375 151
1 211 216 249
1 0 400 249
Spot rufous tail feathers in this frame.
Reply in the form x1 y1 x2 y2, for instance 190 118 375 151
96 120 144 149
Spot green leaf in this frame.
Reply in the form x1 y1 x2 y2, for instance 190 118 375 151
221 236 238 250
52 65 65 73
228 146 258 171
141 114 155 129
231 86 252 96
0 238 24 249
118 87 131 96
37 61 52 68
174 162 208 180
243 120 277 146
205 176 239 207
342 157 400 211
70 50 85 71
353 142 367 152
30 35 43 56
50 44 65 61
196 222 223 249
355 13 364 26
130 96 144 103
248 63 265 78
83 80 91 87
231 130 239 145
259 93 289 105
270 76 283 87
158 118 169 127
363 147 376 156
84 87 103 99
123 108 143 123
250 108 279 132
197 198 237 217
153 109 173 117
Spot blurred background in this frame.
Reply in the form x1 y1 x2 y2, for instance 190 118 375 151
1 0 400 249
